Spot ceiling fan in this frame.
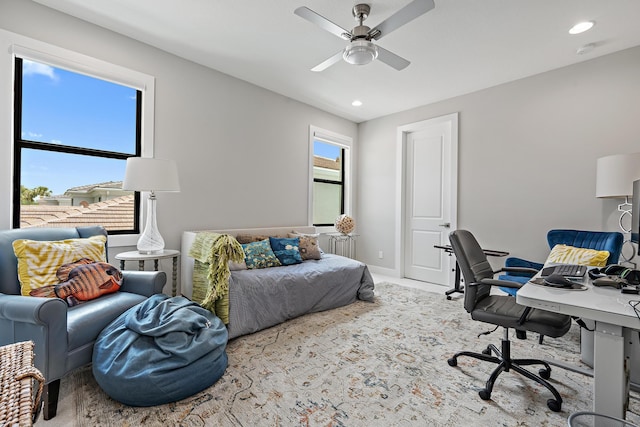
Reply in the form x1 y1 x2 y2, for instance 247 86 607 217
294 0 435 72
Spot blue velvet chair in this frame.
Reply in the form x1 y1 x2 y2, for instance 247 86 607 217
500 229 624 296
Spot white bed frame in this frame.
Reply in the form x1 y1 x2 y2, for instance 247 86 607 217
180 226 316 298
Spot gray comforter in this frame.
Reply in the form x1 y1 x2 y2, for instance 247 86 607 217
226 254 375 339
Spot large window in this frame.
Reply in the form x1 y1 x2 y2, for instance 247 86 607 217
309 127 352 228
13 57 141 233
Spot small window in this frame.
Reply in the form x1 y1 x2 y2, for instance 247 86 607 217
309 127 351 228
13 57 141 233
313 141 344 226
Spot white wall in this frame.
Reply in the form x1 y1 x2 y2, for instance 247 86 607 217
0 0 358 258
357 46 640 272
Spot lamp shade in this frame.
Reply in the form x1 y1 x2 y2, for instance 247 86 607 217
596 153 640 198
123 158 180 192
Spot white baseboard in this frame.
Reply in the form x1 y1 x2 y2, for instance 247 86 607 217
367 265 399 277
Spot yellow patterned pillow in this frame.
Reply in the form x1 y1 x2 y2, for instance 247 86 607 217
13 235 107 296
546 244 609 267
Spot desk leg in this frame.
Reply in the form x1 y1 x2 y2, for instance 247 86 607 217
445 261 463 300
593 322 628 421
138 260 144 271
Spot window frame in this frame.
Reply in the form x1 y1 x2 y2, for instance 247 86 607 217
308 126 352 232
2 36 155 247
13 56 142 235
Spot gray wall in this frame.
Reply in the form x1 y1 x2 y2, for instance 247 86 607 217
357 46 640 272
0 0 358 257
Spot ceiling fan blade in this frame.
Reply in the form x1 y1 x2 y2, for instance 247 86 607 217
311 50 345 72
294 7 351 40
369 0 435 40
376 46 410 71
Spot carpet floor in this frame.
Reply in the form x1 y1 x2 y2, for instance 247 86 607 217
37 282 640 426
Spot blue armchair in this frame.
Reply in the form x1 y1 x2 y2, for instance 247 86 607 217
0 226 166 419
500 229 624 296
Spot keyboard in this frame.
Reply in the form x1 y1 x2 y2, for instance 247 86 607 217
541 264 587 279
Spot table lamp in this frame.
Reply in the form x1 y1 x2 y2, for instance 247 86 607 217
123 157 180 254
596 152 640 263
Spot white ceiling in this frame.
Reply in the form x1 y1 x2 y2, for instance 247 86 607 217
33 0 640 123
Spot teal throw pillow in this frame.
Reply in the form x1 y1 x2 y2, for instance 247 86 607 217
269 237 303 266
241 239 281 269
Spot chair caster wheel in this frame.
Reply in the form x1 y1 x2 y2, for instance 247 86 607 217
446 296 452 300
479 389 491 400
547 399 561 412
482 347 491 356
447 357 457 367
539 368 551 380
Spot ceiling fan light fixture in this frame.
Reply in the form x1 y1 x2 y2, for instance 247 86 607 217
343 40 378 65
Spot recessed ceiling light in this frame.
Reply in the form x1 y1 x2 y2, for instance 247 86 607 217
569 21 595 35
352 100 363 107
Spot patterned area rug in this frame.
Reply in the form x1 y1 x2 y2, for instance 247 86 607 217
62 282 640 426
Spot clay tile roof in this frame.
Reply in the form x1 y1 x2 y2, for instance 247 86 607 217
313 156 340 170
21 194 135 230
65 181 124 193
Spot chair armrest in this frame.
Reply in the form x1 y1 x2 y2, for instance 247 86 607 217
0 293 67 325
0 294 68 381
479 278 523 289
498 267 540 275
120 271 167 297
504 257 543 277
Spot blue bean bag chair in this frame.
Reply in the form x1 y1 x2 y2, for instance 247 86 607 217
92 294 228 406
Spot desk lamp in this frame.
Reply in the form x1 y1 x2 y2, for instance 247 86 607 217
123 157 180 254
596 152 640 263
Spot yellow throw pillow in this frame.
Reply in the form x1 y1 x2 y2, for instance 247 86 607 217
546 244 609 267
13 235 107 296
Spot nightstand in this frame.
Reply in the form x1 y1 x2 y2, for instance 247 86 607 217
327 233 358 259
115 249 180 296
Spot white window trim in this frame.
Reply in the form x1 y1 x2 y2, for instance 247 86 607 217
308 125 353 233
0 29 155 247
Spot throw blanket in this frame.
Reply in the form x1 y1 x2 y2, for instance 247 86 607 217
188 232 244 324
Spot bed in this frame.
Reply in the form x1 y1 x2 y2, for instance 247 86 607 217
181 226 375 339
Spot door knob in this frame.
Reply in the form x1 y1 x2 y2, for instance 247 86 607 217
439 223 451 228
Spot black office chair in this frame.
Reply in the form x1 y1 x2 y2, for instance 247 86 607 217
446 229 572 412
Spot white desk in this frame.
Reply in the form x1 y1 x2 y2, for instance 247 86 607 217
517 278 640 421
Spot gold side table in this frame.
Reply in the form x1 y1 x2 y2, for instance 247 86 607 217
115 249 180 296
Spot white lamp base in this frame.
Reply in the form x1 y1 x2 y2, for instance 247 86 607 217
137 192 165 254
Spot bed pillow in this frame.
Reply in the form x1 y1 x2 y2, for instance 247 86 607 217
235 234 270 244
288 232 322 260
546 244 609 267
241 239 281 269
12 235 108 296
269 237 303 266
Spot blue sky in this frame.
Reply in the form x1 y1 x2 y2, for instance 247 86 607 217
314 140 341 160
20 60 137 195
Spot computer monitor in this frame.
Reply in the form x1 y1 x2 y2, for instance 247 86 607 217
632 179 640 244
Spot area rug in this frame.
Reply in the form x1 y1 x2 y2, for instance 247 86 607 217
62 282 640 426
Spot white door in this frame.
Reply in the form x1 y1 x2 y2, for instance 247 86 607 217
401 113 458 285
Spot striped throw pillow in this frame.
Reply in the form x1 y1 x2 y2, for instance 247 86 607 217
13 235 107 296
546 244 609 267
